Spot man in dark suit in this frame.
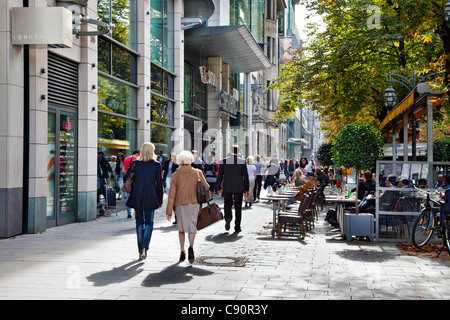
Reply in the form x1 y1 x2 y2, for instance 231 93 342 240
216 146 249 233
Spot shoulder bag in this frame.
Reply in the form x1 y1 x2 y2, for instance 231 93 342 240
121 161 137 194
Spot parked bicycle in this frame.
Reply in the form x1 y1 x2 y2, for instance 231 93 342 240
411 186 450 256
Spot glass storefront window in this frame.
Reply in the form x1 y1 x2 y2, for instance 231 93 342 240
151 96 174 126
99 38 137 84
98 113 137 157
151 124 174 156
98 0 137 50
230 0 263 44
151 64 173 98
184 63 207 120
98 75 137 118
151 0 174 71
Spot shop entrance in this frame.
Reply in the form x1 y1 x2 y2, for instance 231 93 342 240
47 107 77 228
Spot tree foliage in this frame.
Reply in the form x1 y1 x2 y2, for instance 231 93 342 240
332 122 384 171
317 142 334 166
270 0 450 138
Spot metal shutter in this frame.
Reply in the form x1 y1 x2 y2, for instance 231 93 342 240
48 53 78 108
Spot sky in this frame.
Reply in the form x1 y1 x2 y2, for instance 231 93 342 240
295 3 325 44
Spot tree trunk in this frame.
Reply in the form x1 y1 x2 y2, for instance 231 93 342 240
355 169 359 214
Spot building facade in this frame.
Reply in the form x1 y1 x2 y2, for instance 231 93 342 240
1 0 290 236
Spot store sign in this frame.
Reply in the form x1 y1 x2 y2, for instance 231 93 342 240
11 7 73 48
199 65 219 88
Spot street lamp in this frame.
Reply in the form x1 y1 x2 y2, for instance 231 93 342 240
444 0 450 23
382 85 397 111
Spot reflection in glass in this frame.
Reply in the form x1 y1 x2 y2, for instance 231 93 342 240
151 96 174 126
184 63 207 120
98 113 137 158
47 112 56 219
150 0 173 70
151 124 174 157
98 75 137 117
97 0 137 50
59 113 76 218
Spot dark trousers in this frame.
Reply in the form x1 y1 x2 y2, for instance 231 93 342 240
224 193 243 228
254 175 263 199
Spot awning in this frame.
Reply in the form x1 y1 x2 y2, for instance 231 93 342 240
378 89 447 134
287 137 308 145
184 25 272 73
184 0 215 21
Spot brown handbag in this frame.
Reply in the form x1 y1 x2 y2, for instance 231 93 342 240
197 201 223 230
121 161 137 194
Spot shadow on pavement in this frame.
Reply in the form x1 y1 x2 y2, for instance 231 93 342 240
86 260 145 286
141 263 214 287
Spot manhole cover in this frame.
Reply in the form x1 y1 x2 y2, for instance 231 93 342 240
195 256 247 267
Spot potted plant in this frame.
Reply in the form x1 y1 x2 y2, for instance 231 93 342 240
331 122 384 241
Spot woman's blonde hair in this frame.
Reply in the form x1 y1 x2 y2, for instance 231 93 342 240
177 150 194 165
246 156 253 165
293 169 302 179
138 142 157 162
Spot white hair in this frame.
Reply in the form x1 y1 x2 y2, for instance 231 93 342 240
177 150 194 165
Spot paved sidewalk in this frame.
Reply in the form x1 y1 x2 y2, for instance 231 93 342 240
1 191 450 300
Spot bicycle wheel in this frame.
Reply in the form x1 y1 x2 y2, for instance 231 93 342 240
412 210 435 248
444 219 450 254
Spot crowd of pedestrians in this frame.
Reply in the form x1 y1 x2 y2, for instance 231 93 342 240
98 145 322 262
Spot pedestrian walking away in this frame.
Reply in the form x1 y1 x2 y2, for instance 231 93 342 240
123 142 163 261
122 149 140 218
253 155 264 201
166 150 210 263
216 145 249 233
245 156 256 208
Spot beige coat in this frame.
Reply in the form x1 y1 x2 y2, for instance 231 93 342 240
166 165 209 216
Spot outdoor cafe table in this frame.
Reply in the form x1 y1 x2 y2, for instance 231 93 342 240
260 193 295 237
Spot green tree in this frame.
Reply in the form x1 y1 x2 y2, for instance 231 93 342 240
332 122 384 212
270 0 450 138
317 142 334 167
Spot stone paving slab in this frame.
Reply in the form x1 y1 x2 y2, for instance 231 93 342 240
0 191 450 302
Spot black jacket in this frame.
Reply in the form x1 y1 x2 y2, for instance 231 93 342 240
162 160 179 180
216 155 249 194
124 160 163 212
98 158 112 179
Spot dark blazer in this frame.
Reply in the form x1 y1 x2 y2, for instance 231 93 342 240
124 160 163 212
162 160 179 180
216 155 249 194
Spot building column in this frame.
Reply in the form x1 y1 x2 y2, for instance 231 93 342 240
77 1 99 222
136 0 151 146
0 0 24 237
27 45 48 233
173 0 184 152
207 57 223 157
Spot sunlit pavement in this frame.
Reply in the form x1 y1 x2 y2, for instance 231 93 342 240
1 190 450 300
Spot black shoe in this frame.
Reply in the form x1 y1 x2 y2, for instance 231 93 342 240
179 251 186 262
225 219 231 231
188 246 194 263
234 226 242 233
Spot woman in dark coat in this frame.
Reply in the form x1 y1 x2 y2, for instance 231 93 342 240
124 142 163 260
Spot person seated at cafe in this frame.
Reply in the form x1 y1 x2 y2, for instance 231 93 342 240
418 178 427 189
316 168 329 187
293 168 306 187
351 171 376 200
294 172 317 201
434 174 445 189
397 178 409 188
